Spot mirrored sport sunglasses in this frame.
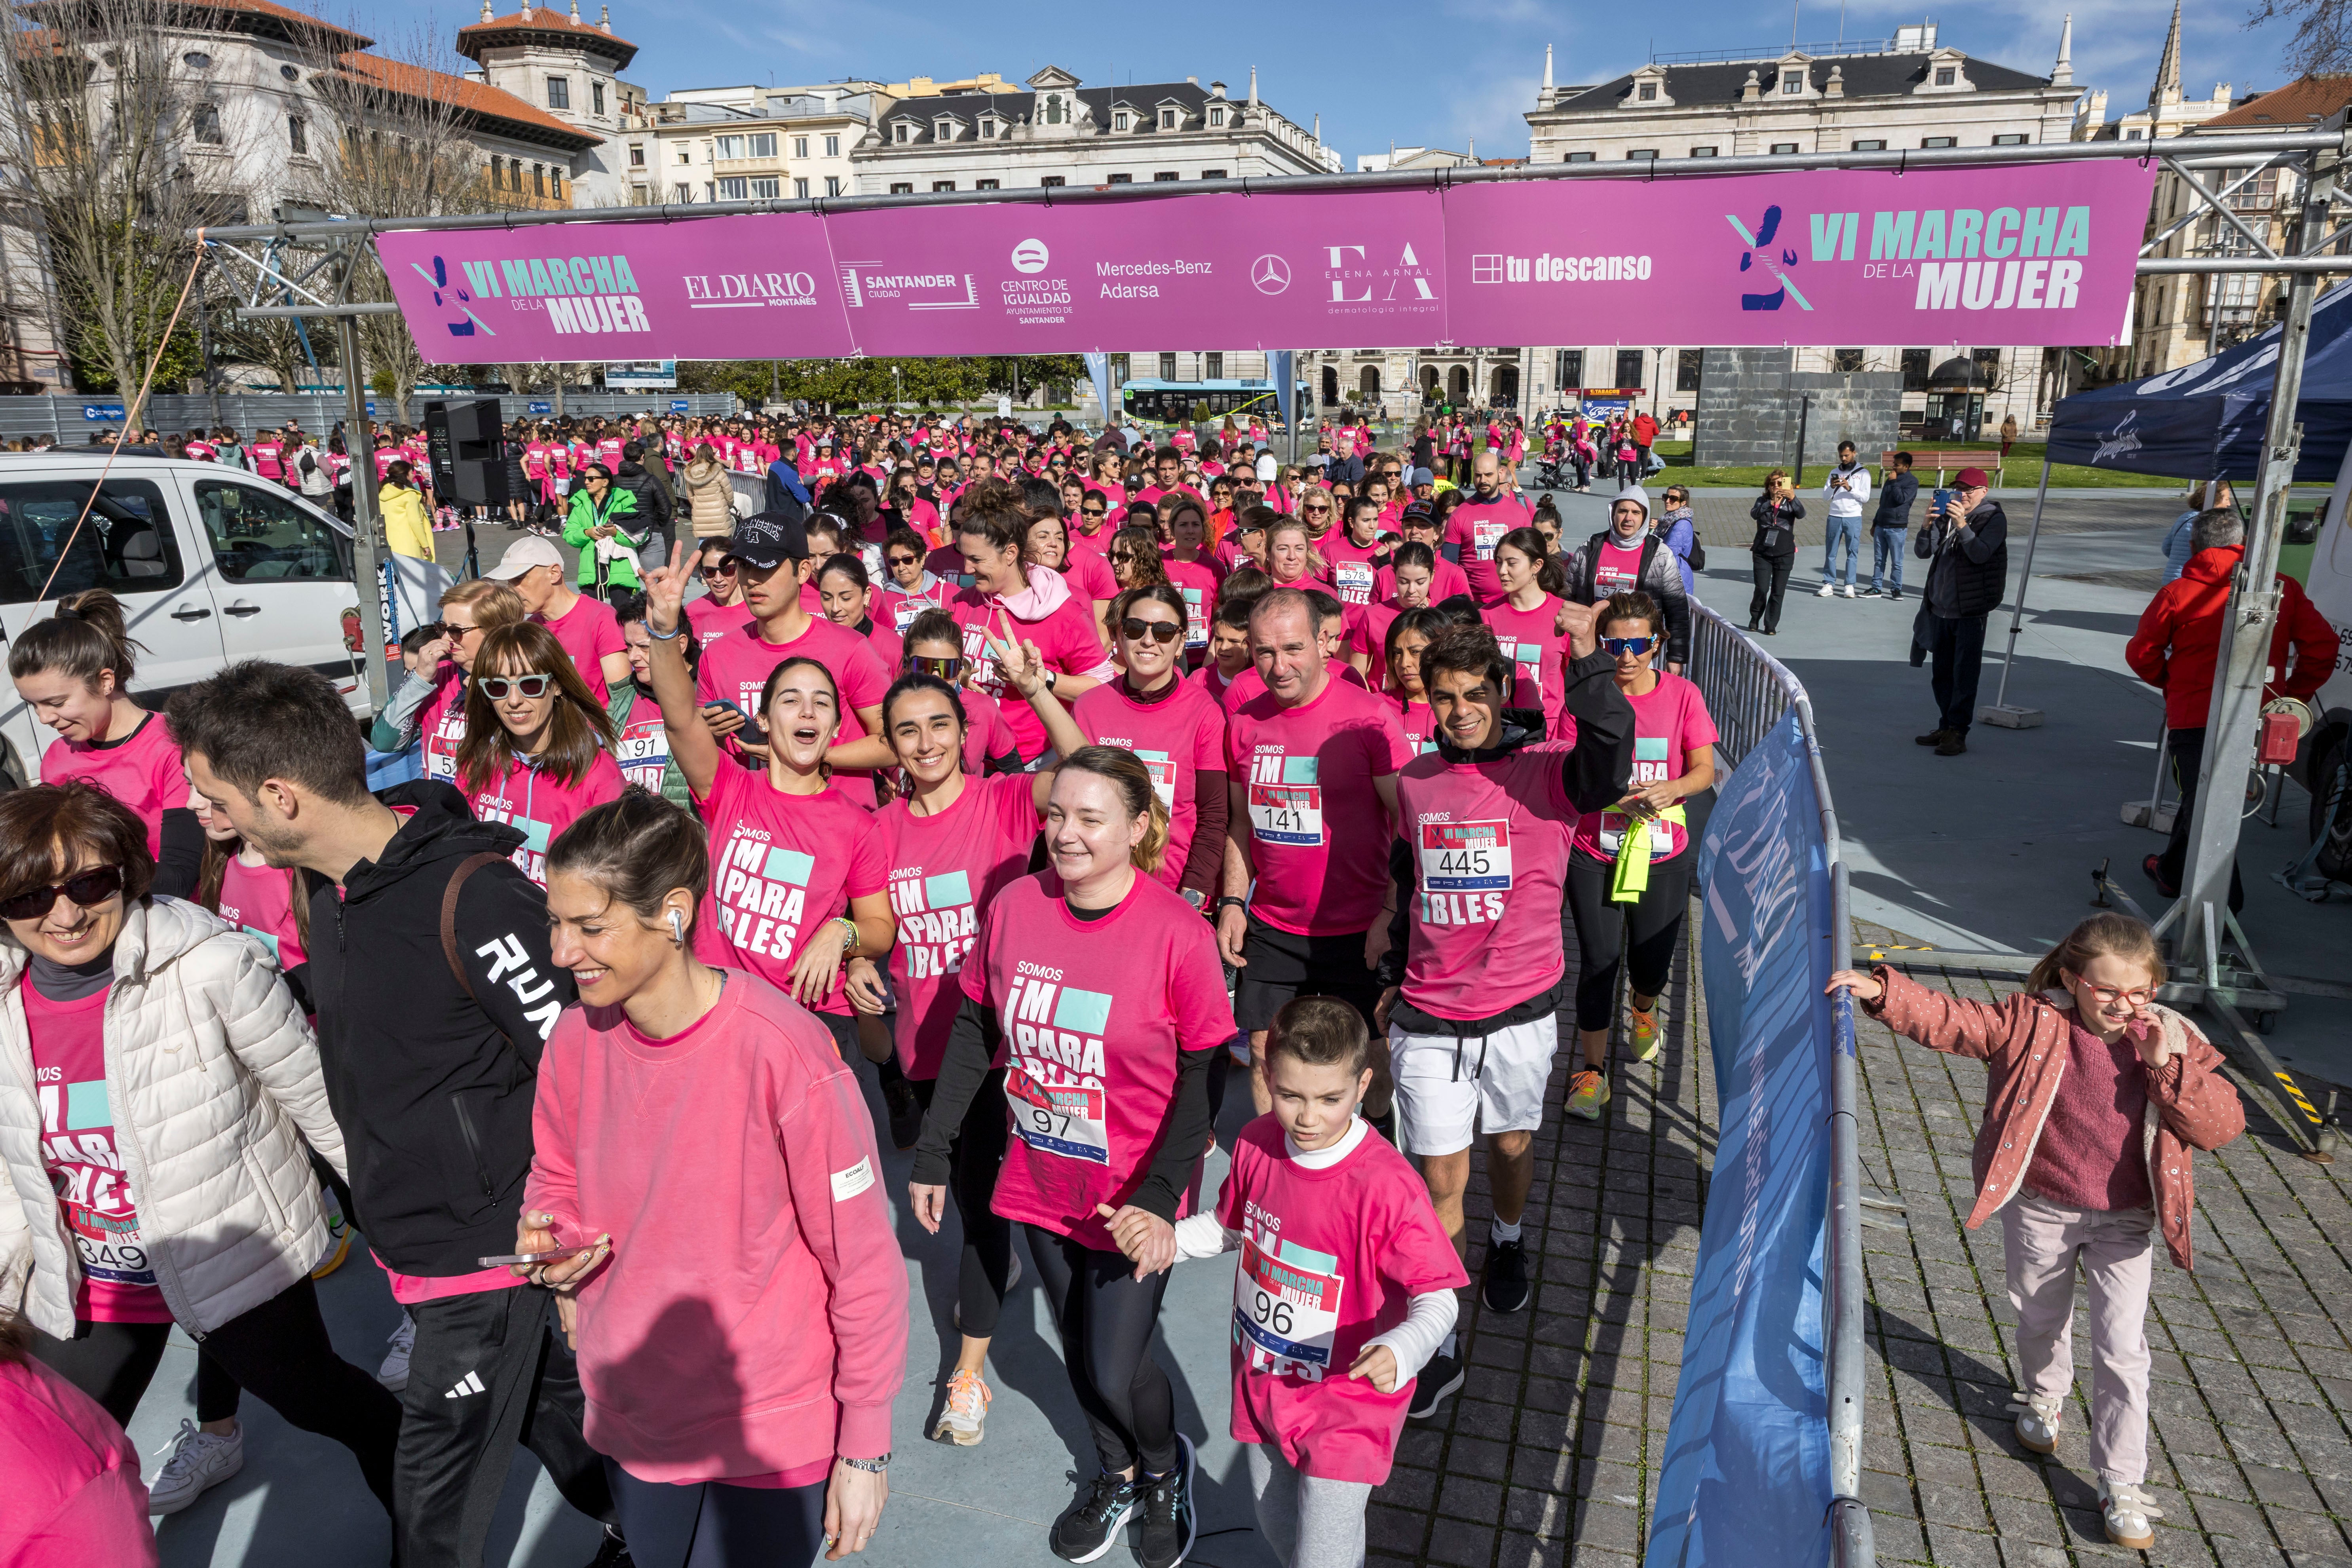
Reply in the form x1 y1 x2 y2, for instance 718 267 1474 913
0 865 125 921
1600 635 1659 657
910 653 964 681
1120 617 1183 645
476 673 555 699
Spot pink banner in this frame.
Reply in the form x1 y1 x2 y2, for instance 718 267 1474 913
374 162 2151 365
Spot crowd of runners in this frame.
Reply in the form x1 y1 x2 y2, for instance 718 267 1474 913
0 406 2242 1568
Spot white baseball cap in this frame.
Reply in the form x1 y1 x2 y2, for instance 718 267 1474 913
487 535 564 579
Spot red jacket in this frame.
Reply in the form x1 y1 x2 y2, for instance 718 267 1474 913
1865 967 2242 1268
1631 412 1659 447
2125 544 2337 729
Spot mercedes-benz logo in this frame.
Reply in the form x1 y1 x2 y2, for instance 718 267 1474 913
1251 254 1291 295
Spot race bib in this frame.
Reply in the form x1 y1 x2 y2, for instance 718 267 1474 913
1249 783 1323 847
1181 586 1207 648
1420 819 1513 891
1334 560 1375 605
617 726 667 789
1506 641 1544 694
1004 1065 1110 1165
1235 1232 1345 1373
1597 810 1668 857
1472 521 1507 561
1135 749 1177 808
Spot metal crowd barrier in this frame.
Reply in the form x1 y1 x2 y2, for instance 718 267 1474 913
1683 601 1875 1568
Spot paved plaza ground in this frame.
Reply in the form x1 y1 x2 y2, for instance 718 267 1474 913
127 483 2352 1566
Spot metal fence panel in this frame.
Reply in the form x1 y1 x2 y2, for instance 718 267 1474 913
0 391 738 439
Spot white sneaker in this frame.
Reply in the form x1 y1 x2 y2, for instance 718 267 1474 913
1841 584 1857 598
2100 1479 2163 1550
1816 582 1835 597
379 1312 416 1391
148 1419 243 1515
2009 1391 2062 1454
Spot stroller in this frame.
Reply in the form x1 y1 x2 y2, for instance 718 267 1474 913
1533 439 1570 492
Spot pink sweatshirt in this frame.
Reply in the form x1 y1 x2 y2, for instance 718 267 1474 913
0 1355 157 1568
524 972 908 1483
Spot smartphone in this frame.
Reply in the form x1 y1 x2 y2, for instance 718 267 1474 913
477 1244 598 1268
703 698 767 741
1931 488 1953 518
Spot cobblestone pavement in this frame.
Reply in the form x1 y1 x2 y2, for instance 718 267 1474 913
1853 962 2352 1568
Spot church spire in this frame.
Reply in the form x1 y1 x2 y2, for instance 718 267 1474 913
2150 0 2183 109
2052 13 2073 87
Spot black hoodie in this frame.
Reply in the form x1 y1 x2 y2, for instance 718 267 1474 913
302 780 578 1276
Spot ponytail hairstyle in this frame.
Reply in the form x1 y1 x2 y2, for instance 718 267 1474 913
954 502 1027 557
817 551 871 592
545 789 711 944
195 823 312 953
2023 912 2165 998
1056 744 1170 875
1498 525 1566 597
8 588 144 692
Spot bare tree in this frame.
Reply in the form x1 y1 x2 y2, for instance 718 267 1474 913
0 0 255 424
2248 0 2352 76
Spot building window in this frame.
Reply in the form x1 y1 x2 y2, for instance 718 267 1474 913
793 136 809 158
1689 145 1717 156
976 178 999 190
628 143 645 167
1159 353 1178 379
1637 82 1657 101
675 146 689 164
1900 348 1931 391
1934 66 1957 86
1851 139 1886 151
182 49 211 68
671 181 690 201
1554 349 1583 387
2126 128 2144 140
1565 151 1595 163
1628 148 1658 160
1206 353 1224 379
1992 133 2028 146
1921 136 1957 148
932 180 954 192
1153 170 1180 181
979 119 997 139
1615 349 1645 388
1832 348 1865 372
794 177 809 198
889 181 913 194
1160 108 1177 129
752 133 777 157
1209 105 1225 127
1113 111 1131 131
1781 72 1804 94
703 182 714 201
1108 172 1132 183
532 163 546 196
1676 348 1703 392
1041 175 1066 187
1201 167 1227 179
1770 142 1799 154
894 123 910 144
824 134 839 156
287 115 306 153
547 76 570 110
934 119 953 141
716 177 747 200
1971 348 2002 382
591 82 604 115
550 168 563 200
715 135 742 160
751 177 779 198
191 104 222 144
825 176 841 196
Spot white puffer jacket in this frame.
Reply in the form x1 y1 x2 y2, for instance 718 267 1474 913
0 897 344 1338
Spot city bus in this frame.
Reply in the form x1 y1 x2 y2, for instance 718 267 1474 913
1121 378 1277 425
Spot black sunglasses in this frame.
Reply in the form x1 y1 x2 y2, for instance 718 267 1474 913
1081 506 1107 517
0 865 125 921
885 552 922 567
1120 617 1183 645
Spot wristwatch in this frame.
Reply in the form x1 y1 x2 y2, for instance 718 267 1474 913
840 1453 891 1473
1182 887 1207 911
1215 895 1248 914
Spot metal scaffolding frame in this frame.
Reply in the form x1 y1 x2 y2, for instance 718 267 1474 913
190 125 2352 1568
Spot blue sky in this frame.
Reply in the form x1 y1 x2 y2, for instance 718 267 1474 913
369 0 2290 165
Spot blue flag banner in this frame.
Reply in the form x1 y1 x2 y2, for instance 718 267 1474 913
1271 349 1295 435
1647 710 1835 1568
1083 352 1113 426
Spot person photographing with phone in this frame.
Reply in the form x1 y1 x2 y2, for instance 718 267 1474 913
1912 467 2007 757
1745 470 1803 635
517 793 907 1567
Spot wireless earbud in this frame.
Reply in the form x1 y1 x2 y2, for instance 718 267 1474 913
668 910 685 945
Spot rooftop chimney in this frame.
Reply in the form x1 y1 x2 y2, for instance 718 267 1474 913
1248 66 1258 105
2051 12 2073 86
1209 80 1225 98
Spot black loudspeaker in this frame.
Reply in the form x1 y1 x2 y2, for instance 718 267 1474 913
424 398 509 506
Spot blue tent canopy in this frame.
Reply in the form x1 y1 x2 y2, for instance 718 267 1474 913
2047 282 2352 482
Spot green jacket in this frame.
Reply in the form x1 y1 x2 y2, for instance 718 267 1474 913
563 485 646 589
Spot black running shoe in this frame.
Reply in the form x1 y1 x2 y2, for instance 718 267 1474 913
882 1075 923 1151
1407 1352 1465 1420
1050 1471 1140 1563
1482 1236 1531 1314
1134 1434 1197 1568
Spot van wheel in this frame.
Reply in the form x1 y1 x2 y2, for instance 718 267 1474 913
2312 738 2352 883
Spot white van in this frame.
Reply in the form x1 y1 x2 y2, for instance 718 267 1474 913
2294 500 2352 880
0 452 442 788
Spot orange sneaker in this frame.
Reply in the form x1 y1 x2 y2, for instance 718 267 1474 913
1629 1007 1660 1063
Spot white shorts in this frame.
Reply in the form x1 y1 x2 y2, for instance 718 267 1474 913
1389 1016 1559 1156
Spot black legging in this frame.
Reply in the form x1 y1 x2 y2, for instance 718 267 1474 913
604 1457 826 1568
1749 552 1794 632
31 1275 401 1513
1564 849 1699 1034
912 1070 1015 1340
1024 1224 1178 1477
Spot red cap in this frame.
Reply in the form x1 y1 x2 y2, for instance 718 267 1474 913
1954 467 1989 488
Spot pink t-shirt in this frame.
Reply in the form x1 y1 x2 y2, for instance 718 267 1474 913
1590 537 1647 599
464 751 625 886
695 616 893 810
950 589 1114 762
856 616 903 673
1057 550 1117 604
1224 676 1412 937
684 594 756 652
1394 698 1438 755
1373 558 1472 606
1395 741 1579 1020
1073 678 1227 895
217 857 307 971
963 870 1234 1251
1218 1119 1467 1483
1480 596 1571 728
537 594 626 703
1569 671 1716 863
1162 561 1222 653
1346 603 1403 673
694 766 888 1016
1445 494 1533 604
39 713 182 861
877 582 951 634
27 978 170 1323
874 774 1041 1079
1318 534 1387 608
0 1354 160 1568
420 668 468 785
